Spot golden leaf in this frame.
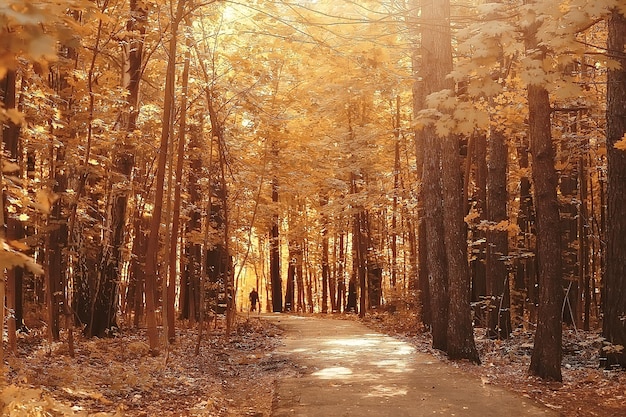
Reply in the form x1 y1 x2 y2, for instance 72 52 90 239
613 134 626 152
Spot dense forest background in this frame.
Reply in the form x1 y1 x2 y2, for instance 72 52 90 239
1 0 626 404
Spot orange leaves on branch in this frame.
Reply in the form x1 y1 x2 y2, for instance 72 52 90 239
0 0 92 73
416 90 489 137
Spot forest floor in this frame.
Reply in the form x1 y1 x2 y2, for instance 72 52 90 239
1 311 625 416
1 314 295 416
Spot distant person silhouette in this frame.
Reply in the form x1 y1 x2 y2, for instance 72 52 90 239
249 288 259 312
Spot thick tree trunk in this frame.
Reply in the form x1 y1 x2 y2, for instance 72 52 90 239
2 69 24 352
420 0 456 353
525 1 563 383
602 7 626 368
441 133 480 363
421 126 448 351
527 83 563 382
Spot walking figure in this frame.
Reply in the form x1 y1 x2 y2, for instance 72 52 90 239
249 288 259 312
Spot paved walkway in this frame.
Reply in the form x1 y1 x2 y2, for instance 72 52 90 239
263 314 560 417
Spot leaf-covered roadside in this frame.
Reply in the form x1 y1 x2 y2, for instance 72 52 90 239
360 311 626 417
1 317 291 416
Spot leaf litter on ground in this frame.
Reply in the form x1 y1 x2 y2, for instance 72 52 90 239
1 315 293 416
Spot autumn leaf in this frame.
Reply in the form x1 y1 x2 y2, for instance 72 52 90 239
32 189 59 215
464 210 480 223
4 108 24 125
2 160 20 173
613 134 626 151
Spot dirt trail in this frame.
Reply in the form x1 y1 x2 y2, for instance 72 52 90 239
264 314 560 417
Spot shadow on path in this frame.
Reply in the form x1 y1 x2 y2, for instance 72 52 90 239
263 314 560 417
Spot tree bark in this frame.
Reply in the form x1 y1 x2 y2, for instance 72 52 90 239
166 41 191 342
523 0 563 383
407 0 430 328
602 7 626 368
486 129 511 339
337 231 346 312
270 174 282 312
515 137 537 326
321 194 330 313
472 133 488 328
144 0 186 353
2 69 24 352
526 83 563 382
285 252 295 312
420 0 455 353
441 131 480 363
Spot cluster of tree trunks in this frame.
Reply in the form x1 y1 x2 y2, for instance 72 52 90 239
2 0 626 383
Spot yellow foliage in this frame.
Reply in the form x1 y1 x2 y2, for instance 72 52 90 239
613 135 626 152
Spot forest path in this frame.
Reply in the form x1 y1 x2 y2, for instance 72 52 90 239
263 314 559 417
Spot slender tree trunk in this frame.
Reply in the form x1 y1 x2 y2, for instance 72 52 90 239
299 243 309 312
46 41 78 342
102 0 145 336
515 138 537 326
407 0 430 327
391 96 401 289
559 145 579 326
285 251 295 312
486 129 511 338
602 7 626 368
144 0 186 353
364 213 381 310
472 133 488 328
337 230 346 312
131 216 147 327
321 195 330 313
166 42 191 342
578 155 589 331
347 204 360 314
0 147 4 369
185 124 203 321
270 174 282 312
